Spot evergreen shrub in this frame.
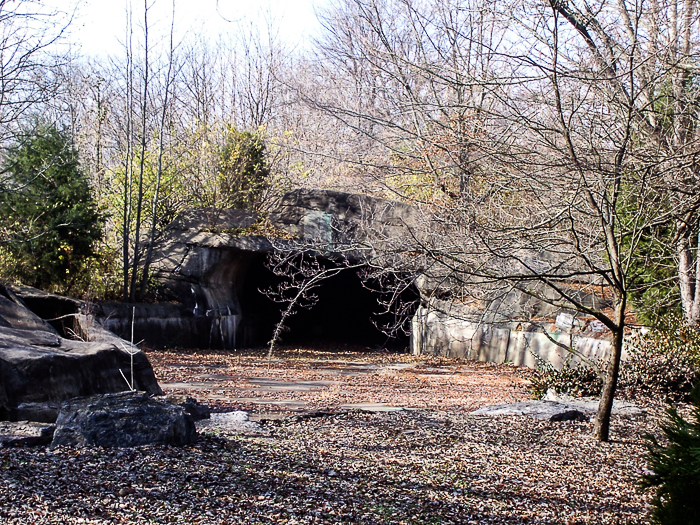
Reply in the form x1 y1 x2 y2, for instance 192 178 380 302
641 385 700 524
0 121 104 294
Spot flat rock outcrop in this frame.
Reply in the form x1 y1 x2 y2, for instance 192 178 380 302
470 401 592 421
0 421 56 447
0 284 161 422
51 392 196 448
470 390 644 421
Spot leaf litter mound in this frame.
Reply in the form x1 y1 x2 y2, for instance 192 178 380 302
0 346 654 524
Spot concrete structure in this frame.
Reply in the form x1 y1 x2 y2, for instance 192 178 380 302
100 189 421 349
12 187 614 374
411 299 612 370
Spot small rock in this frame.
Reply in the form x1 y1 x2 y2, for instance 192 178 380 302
549 410 589 422
160 395 211 421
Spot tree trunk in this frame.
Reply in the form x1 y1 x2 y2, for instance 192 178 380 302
122 148 132 302
594 297 626 442
677 217 700 326
138 0 175 301
129 0 150 303
122 2 135 303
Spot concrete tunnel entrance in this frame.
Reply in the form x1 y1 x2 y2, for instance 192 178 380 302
238 254 417 349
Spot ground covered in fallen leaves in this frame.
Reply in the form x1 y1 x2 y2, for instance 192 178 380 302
147 346 534 414
0 347 657 524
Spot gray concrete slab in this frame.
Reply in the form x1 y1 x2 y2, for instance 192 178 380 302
340 403 415 412
159 381 212 390
247 378 341 392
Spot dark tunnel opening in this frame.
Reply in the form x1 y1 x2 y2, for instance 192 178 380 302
239 254 418 349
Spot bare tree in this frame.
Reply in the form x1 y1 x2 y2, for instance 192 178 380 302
0 0 74 202
299 0 700 441
262 252 347 363
54 2 302 301
0 1 72 141
233 18 285 130
127 0 152 302
138 0 178 299
99 0 185 301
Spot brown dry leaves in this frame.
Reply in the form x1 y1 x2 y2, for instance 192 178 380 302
0 347 654 524
146 346 533 414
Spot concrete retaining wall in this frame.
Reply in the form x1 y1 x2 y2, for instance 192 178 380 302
410 304 612 370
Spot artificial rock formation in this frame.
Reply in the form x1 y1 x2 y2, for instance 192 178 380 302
0 284 161 423
3 186 613 374
98 189 421 349
410 298 613 370
80 187 612 367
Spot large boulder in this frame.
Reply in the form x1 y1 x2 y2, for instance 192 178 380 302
0 292 59 333
51 392 197 448
0 284 162 422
